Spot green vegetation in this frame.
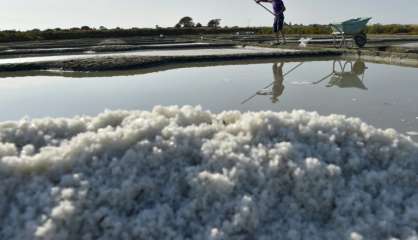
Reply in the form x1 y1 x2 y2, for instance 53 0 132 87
366 24 418 34
259 24 331 35
207 19 222 28
1 23 417 43
256 23 418 35
0 27 259 43
176 17 195 28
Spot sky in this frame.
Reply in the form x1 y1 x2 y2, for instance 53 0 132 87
1 0 417 30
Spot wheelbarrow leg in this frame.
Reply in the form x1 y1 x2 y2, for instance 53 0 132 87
340 34 345 48
334 35 340 48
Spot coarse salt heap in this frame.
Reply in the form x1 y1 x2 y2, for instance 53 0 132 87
0 106 417 240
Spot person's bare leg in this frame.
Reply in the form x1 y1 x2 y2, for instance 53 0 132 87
275 32 280 44
274 62 279 69
280 31 286 44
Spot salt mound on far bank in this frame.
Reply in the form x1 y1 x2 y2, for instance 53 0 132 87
1 106 417 240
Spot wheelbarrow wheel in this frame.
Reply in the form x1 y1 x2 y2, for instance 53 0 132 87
354 33 367 48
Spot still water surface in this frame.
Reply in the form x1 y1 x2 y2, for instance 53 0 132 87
1 59 417 139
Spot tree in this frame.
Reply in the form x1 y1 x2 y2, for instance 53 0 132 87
207 19 221 28
196 23 202 28
175 23 181 29
99 26 108 31
178 16 195 28
80 26 91 31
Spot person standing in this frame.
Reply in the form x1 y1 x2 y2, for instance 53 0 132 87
256 0 287 44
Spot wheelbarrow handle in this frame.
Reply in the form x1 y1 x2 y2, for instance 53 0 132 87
311 72 334 85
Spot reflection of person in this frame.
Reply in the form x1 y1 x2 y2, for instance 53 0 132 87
272 62 285 103
255 62 285 103
256 0 287 44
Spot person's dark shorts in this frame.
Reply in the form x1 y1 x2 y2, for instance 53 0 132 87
273 14 285 32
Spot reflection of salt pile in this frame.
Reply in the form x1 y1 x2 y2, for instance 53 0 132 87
1 106 417 240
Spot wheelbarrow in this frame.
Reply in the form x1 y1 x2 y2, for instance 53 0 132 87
331 17 372 48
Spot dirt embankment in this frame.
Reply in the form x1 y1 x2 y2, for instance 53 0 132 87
0 49 342 72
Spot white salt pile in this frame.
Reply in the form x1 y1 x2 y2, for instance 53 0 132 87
1 106 418 240
298 38 312 48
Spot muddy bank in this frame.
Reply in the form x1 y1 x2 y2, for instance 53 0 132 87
210 34 418 46
0 56 340 78
344 49 418 68
0 49 341 72
2 42 418 73
0 57 338 78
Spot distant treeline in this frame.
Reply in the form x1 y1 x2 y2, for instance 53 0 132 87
261 24 418 35
1 24 417 43
0 27 258 43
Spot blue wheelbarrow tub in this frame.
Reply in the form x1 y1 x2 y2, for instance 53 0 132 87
331 17 372 35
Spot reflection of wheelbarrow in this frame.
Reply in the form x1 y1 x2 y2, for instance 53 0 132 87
331 17 372 48
310 60 368 90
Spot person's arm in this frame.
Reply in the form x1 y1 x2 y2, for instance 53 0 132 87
281 2 286 12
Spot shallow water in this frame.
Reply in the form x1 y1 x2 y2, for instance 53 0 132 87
1 59 417 140
0 46 294 64
396 42 418 48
